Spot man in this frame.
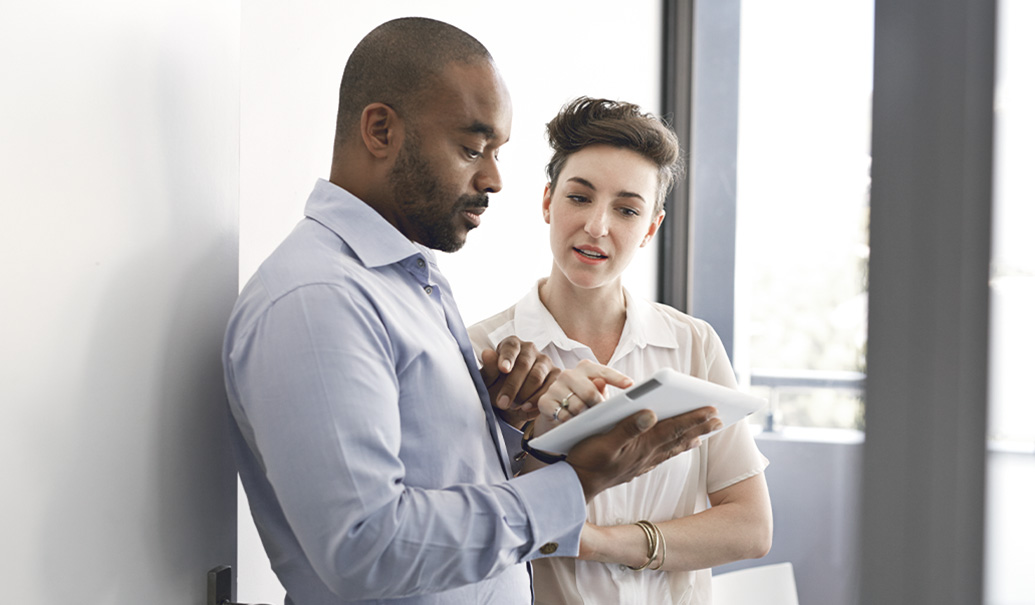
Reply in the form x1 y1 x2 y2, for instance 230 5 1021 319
223 17 720 604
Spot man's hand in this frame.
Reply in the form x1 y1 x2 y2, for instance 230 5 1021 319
565 406 722 502
479 336 559 427
525 360 722 496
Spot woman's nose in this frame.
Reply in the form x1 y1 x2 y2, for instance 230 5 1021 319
585 209 609 238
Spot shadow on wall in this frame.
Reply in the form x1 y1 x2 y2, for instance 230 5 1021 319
41 242 237 602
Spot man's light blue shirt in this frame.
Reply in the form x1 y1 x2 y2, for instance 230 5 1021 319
223 179 585 604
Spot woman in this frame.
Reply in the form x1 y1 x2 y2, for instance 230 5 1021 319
468 97 773 604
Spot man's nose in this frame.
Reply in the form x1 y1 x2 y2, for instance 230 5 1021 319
475 156 502 194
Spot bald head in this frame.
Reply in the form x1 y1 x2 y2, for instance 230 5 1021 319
334 17 493 149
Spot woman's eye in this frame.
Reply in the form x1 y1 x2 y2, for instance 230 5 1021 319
568 194 589 203
619 207 641 217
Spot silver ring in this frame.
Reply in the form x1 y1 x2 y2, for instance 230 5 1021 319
553 392 575 422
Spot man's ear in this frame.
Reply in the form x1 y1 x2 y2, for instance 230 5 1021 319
359 103 400 160
542 183 553 224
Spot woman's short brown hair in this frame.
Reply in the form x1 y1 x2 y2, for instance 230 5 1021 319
545 97 684 214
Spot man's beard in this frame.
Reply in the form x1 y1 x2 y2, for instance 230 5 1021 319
388 132 488 253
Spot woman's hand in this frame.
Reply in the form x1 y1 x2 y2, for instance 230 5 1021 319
532 359 634 438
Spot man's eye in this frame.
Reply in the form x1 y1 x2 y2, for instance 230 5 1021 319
464 147 482 159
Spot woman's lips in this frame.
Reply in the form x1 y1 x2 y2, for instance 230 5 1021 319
573 246 608 263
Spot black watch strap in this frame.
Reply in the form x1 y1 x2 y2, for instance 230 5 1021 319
519 422 567 464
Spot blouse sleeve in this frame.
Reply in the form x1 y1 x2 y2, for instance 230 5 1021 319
695 319 770 494
467 322 496 365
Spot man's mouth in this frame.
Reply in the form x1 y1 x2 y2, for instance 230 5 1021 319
461 205 486 228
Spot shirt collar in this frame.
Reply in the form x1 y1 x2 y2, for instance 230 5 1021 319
303 178 435 269
491 280 680 357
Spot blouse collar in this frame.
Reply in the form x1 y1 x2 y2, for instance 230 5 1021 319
488 280 679 363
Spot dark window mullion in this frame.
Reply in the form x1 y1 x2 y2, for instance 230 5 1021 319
659 0 741 362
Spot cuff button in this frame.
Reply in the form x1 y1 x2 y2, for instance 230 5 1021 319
538 542 559 555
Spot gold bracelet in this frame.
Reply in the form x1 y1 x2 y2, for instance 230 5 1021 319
649 522 667 570
627 520 660 571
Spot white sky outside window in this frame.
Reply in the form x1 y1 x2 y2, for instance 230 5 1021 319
985 1 1035 603
736 0 873 430
988 0 1035 448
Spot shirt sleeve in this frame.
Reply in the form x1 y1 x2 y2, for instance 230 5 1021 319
225 282 585 600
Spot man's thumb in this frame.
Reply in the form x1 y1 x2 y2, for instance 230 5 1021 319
628 409 657 434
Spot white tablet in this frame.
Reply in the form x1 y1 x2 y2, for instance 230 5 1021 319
527 367 766 455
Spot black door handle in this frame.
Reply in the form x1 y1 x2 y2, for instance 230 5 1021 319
207 565 273 605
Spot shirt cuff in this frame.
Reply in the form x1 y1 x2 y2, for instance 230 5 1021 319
508 462 586 561
498 416 525 464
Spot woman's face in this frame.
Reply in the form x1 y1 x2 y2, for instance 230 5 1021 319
544 144 665 292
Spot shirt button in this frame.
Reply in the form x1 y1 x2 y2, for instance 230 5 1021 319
538 542 559 555
417 258 426 268
424 285 433 295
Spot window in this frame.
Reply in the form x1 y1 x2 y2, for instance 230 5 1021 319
664 0 874 432
984 0 1035 601
667 3 874 601
736 0 873 431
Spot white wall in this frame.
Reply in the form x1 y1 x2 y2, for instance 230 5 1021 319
0 2 240 603
239 1 662 600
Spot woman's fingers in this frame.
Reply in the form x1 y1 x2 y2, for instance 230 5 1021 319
576 360 635 391
540 360 633 423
